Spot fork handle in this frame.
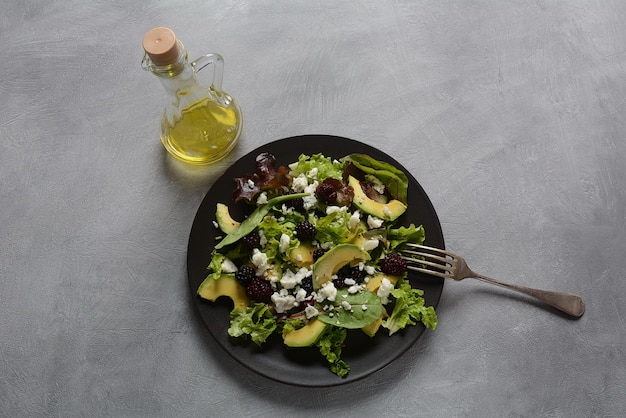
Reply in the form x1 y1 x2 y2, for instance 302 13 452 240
473 274 585 318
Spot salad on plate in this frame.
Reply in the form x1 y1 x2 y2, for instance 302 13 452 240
197 152 437 377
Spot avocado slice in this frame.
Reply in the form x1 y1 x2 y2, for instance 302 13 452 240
362 274 398 337
288 243 316 268
215 203 241 234
361 307 389 337
348 176 407 221
282 318 328 347
311 243 370 289
197 274 250 311
365 272 399 293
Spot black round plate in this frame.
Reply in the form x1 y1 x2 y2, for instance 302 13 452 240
187 135 444 387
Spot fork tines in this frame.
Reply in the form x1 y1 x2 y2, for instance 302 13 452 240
400 243 454 280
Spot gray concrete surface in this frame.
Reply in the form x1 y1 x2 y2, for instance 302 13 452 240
1 1 624 416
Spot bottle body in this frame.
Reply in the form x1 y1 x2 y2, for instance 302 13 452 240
143 31 242 165
159 80 242 164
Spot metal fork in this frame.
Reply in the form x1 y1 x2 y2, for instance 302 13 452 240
400 243 585 318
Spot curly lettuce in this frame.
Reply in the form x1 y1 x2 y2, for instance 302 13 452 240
383 281 438 335
228 303 277 345
315 327 350 378
288 153 345 181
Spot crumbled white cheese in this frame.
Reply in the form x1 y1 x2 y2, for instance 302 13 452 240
344 278 356 286
279 233 290 253
341 301 352 311
247 179 255 188
307 167 318 180
304 305 319 319
258 230 268 246
383 205 392 217
377 277 394 304
361 304 368 311
271 292 297 313
295 288 308 302
280 269 306 289
316 281 337 302
361 239 379 251
256 192 268 205
280 272 298 289
348 284 365 294
280 267 309 289
302 181 318 209
291 174 309 192
281 204 294 215
220 258 238 273
364 265 376 275
320 241 333 250
367 215 384 229
251 249 269 275
326 205 346 214
349 210 361 230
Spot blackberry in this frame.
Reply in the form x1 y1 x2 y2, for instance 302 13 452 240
313 249 326 261
380 253 407 276
299 276 314 294
235 265 256 287
286 197 305 212
245 277 274 303
347 266 366 283
333 266 365 289
295 221 316 241
333 275 348 289
299 298 315 309
315 182 337 204
242 232 261 250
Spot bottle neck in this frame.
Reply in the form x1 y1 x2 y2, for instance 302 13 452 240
142 40 187 76
142 41 199 97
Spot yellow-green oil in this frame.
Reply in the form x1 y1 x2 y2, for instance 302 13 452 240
161 97 241 164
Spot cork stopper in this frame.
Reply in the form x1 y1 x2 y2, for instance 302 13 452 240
142 27 180 66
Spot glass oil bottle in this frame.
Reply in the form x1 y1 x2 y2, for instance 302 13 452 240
142 27 242 164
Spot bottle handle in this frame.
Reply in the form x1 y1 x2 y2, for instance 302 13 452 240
191 53 224 91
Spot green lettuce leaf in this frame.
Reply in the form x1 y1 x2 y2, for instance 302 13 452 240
288 153 345 181
315 327 350 377
383 281 438 335
317 289 383 329
387 224 425 250
205 250 226 281
228 303 277 345
341 154 409 203
257 214 299 261
315 210 353 244
280 316 307 334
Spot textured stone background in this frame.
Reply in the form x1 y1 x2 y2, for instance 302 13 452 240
1 1 624 416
